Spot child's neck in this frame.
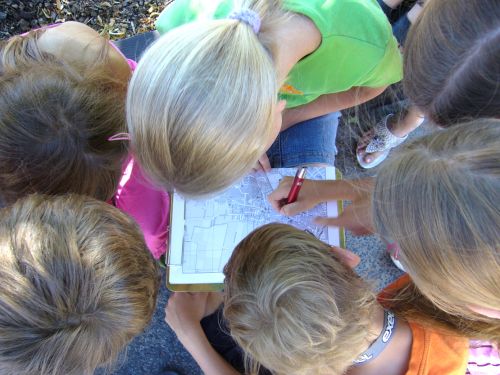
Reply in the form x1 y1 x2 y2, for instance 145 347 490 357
347 304 413 375
274 12 322 83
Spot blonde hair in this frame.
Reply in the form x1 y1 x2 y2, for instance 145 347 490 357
373 119 500 341
0 194 160 375
127 1 289 197
223 223 376 375
0 29 128 206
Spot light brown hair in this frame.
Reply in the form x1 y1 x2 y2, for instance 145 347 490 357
373 119 500 342
0 194 160 375
223 223 376 375
127 0 289 197
0 30 128 206
404 0 500 126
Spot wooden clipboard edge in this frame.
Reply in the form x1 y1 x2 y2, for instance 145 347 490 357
167 167 345 291
166 269 223 292
335 168 346 249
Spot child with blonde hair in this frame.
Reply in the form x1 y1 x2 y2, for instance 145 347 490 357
165 223 469 375
0 22 169 258
127 0 402 196
269 119 500 372
0 194 160 375
371 119 500 335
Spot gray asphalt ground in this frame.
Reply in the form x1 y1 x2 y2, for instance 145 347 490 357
100 34 433 375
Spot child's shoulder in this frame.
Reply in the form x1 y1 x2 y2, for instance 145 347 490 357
378 276 468 375
406 321 469 375
156 0 233 34
286 0 392 44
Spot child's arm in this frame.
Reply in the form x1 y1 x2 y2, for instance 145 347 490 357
268 177 375 235
165 292 242 375
282 85 387 131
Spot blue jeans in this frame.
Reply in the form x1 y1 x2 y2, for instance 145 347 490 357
266 112 339 168
377 0 411 46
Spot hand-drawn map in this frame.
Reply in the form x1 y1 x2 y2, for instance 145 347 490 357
168 168 339 285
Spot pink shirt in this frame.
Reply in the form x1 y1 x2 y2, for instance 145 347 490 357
112 44 169 259
114 157 169 259
111 41 168 259
23 23 169 258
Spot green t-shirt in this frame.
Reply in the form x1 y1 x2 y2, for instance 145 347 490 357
156 0 402 108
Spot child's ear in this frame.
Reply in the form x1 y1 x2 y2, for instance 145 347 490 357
468 304 500 319
329 246 360 268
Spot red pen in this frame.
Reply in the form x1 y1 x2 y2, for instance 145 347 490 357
286 167 307 204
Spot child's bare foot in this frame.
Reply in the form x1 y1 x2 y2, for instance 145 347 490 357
356 128 385 165
357 106 424 169
356 114 408 169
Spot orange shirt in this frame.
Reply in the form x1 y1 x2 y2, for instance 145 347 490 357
379 275 469 375
406 321 468 375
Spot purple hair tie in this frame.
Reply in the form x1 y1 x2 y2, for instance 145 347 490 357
228 9 261 34
108 132 131 141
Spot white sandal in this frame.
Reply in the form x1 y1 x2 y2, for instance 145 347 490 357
357 114 408 169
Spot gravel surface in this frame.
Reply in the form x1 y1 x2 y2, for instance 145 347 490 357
0 0 171 39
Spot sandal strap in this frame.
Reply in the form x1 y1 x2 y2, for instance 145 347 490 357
366 114 408 153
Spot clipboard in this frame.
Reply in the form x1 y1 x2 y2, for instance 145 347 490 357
167 168 345 292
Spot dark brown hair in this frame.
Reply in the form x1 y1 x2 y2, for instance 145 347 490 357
0 30 128 206
0 194 160 375
404 0 500 126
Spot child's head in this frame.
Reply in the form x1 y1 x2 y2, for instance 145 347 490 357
404 0 500 126
0 194 160 375
223 223 376 375
127 1 289 197
0 30 128 206
373 119 500 331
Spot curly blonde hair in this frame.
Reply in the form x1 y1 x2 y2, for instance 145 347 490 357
223 223 376 375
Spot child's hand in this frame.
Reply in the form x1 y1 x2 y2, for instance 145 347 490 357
316 178 375 236
268 177 324 215
269 177 376 235
165 292 211 343
314 192 373 236
329 246 361 268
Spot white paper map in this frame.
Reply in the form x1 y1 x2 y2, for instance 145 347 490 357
168 167 339 285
